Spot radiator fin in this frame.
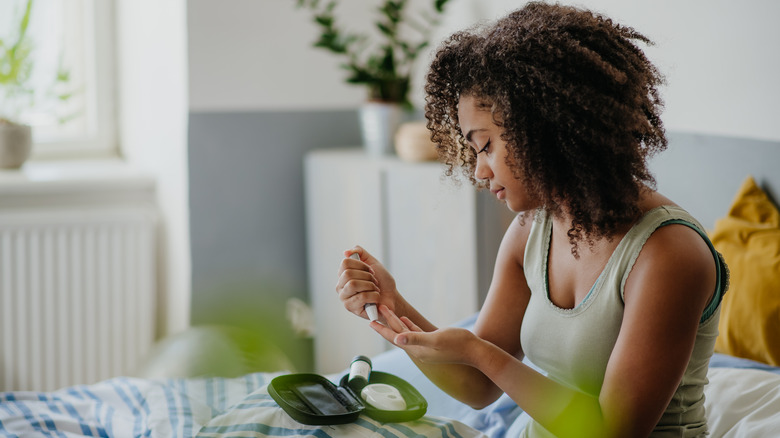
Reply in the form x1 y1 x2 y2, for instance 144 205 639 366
0 210 156 391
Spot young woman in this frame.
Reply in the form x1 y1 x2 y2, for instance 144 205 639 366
336 3 728 437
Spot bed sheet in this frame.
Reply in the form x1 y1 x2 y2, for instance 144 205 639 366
704 367 780 437
2 329 779 438
0 372 486 438
2 355 779 438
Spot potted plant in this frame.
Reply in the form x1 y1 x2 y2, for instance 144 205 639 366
1 0 74 169
294 0 451 155
0 0 36 169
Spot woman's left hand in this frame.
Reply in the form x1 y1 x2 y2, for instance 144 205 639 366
371 305 479 365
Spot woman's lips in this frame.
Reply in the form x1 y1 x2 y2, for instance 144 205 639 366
492 188 505 200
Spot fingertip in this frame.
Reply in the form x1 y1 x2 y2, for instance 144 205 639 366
394 334 408 345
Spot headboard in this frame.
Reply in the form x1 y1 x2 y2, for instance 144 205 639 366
650 131 780 230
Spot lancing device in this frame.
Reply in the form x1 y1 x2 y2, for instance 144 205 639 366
350 252 379 322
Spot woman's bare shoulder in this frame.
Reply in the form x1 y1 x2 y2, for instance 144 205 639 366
625 215 717 310
500 211 535 266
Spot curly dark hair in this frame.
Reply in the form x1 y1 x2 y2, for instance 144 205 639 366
424 2 667 255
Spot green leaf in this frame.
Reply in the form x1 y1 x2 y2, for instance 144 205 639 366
58 111 80 125
378 0 404 24
379 46 395 74
18 0 33 41
434 0 450 13
314 14 333 28
376 22 392 37
314 33 347 54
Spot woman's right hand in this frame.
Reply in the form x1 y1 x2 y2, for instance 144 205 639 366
336 246 400 320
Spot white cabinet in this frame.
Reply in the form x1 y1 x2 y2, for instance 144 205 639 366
304 149 514 374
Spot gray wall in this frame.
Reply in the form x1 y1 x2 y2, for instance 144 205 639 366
188 110 362 369
651 132 780 230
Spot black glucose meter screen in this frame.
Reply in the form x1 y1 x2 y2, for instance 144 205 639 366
295 383 351 415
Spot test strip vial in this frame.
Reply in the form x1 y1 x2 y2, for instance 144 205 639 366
348 355 372 391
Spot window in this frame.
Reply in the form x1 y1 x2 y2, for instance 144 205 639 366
0 0 116 158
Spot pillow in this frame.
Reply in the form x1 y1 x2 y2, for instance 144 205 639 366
711 176 780 366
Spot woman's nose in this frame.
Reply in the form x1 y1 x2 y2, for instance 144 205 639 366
474 156 492 181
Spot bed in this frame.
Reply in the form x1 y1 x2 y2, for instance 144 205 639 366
2 131 779 437
1 332 779 437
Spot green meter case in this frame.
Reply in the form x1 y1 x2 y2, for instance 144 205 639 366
268 371 427 425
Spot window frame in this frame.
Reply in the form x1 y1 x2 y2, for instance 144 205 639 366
29 0 118 160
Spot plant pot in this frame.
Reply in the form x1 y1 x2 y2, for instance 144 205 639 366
0 123 32 170
359 102 403 157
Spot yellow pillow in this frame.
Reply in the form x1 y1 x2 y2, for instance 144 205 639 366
711 176 780 366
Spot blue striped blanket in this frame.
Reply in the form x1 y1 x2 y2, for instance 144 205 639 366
0 372 487 437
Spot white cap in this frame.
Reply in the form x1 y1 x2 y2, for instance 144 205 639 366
365 303 379 322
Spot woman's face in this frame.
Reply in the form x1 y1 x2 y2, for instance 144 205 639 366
458 95 536 213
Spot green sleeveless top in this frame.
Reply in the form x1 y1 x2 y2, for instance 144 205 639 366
519 206 727 438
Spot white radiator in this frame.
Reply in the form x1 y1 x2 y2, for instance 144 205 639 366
0 207 157 391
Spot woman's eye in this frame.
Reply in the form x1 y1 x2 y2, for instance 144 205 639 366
478 141 490 154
